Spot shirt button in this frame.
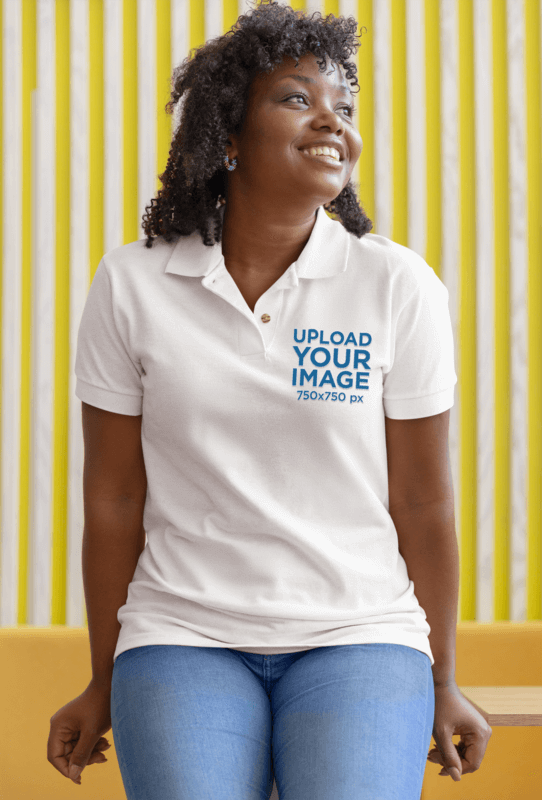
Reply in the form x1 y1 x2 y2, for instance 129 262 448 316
261 313 271 323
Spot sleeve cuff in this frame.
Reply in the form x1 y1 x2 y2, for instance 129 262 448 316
75 378 143 416
383 385 455 419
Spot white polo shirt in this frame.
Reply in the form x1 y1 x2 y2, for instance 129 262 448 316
75 204 457 665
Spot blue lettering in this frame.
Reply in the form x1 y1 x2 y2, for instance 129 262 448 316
293 345 311 366
337 371 353 388
319 370 336 388
300 369 318 386
333 348 350 368
307 329 319 343
330 331 344 345
292 368 297 386
319 330 330 345
344 332 357 346
356 372 369 389
294 329 306 343
310 347 331 367
353 349 370 369
359 333 372 345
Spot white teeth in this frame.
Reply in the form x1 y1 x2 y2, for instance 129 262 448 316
301 146 341 161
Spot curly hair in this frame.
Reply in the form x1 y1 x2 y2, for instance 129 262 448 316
142 0 373 248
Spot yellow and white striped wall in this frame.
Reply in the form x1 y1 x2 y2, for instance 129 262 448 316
1 0 541 629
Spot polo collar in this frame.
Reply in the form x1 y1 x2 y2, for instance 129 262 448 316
163 204 350 280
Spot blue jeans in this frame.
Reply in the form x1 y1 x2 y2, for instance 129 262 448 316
111 643 434 800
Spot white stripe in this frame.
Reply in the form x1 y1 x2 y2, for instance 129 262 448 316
406 0 426 260
30 0 56 625
171 0 189 70
205 0 222 42
304 0 324 15
171 0 189 135
339 0 361 195
104 0 123 252
507 0 528 620
473 0 496 622
67 0 89 626
339 1 359 24
439 0 461 584
238 0 255 17
1 0 23 626
138 0 156 240
372 0 392 237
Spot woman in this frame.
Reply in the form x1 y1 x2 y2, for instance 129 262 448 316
47 3 491 798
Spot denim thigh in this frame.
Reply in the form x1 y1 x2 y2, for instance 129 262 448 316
110 643 434 800
269 643 434 800
111 644 275 800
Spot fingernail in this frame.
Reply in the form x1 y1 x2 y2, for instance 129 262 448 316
69 764 82 781
451 768 461 781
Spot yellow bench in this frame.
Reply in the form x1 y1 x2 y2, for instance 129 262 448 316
1 621 541 799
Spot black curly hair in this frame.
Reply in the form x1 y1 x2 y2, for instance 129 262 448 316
142 0 373 248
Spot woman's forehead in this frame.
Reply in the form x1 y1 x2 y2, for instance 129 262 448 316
252 55 349 95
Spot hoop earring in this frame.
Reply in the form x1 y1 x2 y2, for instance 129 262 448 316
224 155 237 172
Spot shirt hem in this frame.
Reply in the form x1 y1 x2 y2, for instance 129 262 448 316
383 385 455 419
75 377 143 416
113 631 434 666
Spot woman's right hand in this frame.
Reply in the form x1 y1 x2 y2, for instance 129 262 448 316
47 679 113 785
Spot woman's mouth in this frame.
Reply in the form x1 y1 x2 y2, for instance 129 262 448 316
299 148 343 168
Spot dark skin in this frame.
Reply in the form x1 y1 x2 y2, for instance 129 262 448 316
222 52 362 312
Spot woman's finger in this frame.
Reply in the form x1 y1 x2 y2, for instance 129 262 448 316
87 753 108 765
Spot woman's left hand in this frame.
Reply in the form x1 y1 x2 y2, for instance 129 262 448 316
426 682 493 781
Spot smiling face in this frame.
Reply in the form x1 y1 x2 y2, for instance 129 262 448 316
225 52 363 212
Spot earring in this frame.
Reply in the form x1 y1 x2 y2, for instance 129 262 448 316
224 155 237 171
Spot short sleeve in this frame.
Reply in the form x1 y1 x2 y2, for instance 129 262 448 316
382 268 457 419
75 258 143 415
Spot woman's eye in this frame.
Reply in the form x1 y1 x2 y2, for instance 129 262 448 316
285 94 356 118
284 93 309 106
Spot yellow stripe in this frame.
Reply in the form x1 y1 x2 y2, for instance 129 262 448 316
458 0 477 620
357 0 374 233
525 0 542 618
123 0 138 243
425 0 442 279
325 0 340 18
190 0 205 51
156 0 172 195
89 0 104 279
346 1 361 222
52 0 70 624
217 0 238 175
223 0 239 34
492 0 511 620
390 0 407 247
19 0 37 624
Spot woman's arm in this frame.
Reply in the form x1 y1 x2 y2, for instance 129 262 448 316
385 410 459 686
82 403 147 687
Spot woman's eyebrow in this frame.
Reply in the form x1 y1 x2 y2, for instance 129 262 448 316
277 74 352 96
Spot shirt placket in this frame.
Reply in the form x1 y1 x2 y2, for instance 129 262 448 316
203 262 298 358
